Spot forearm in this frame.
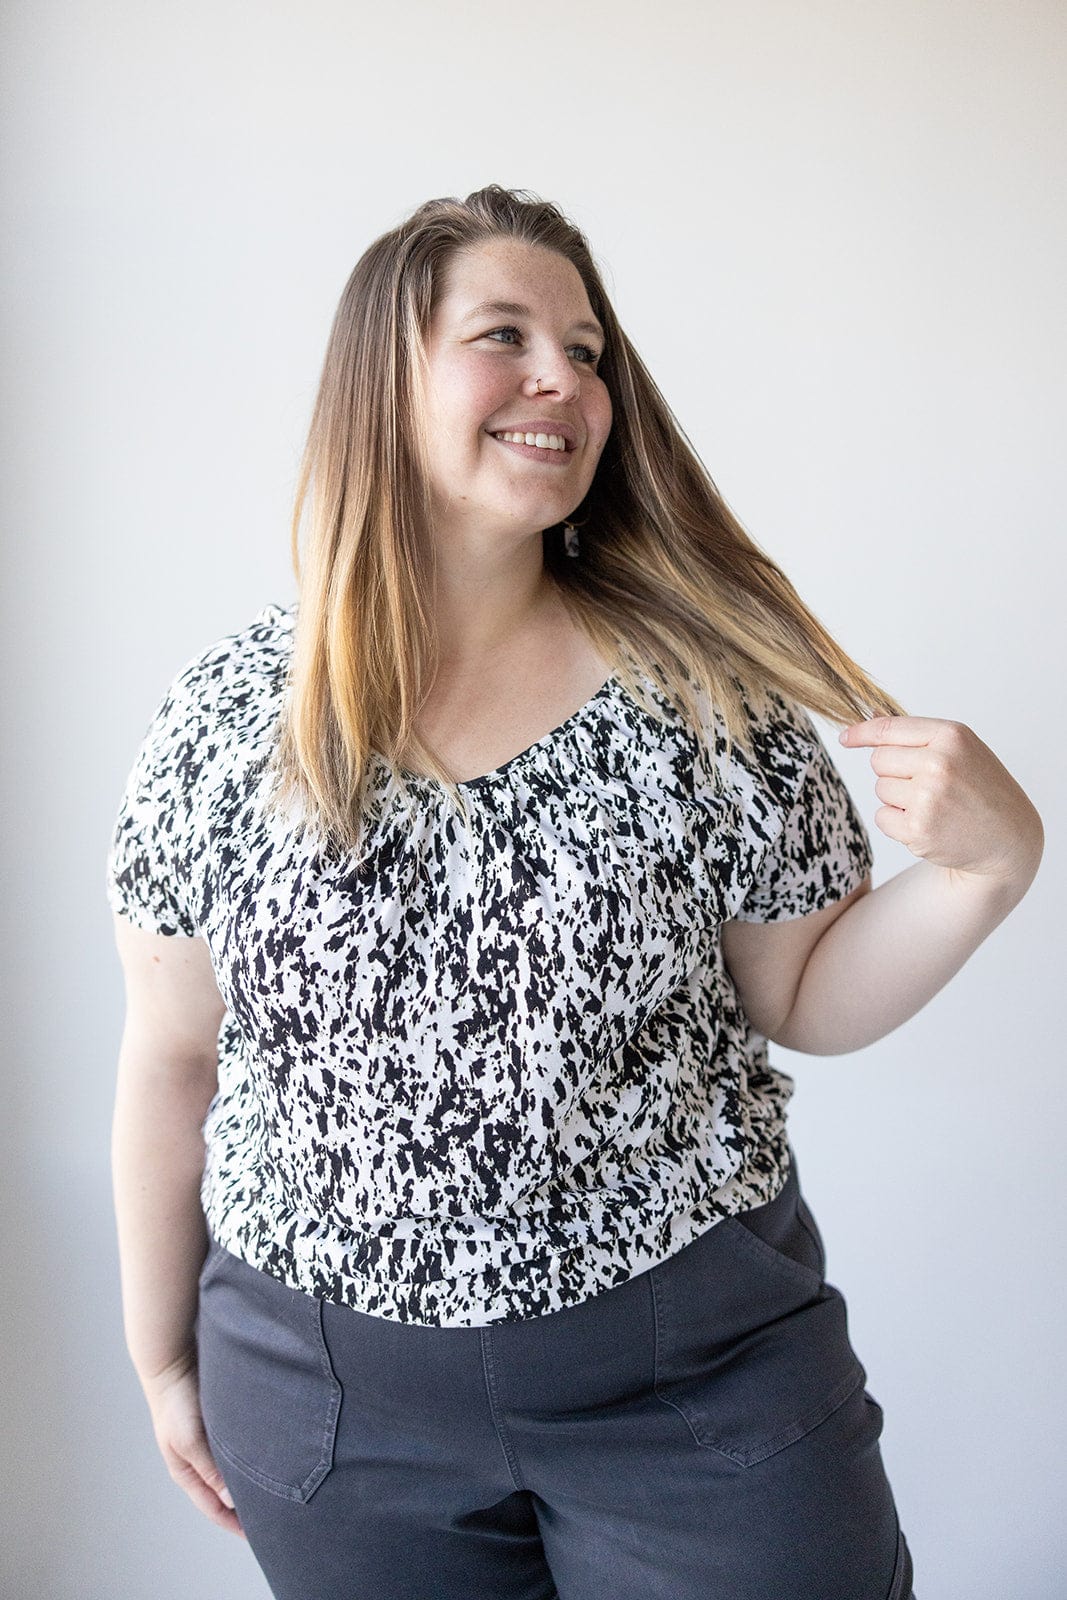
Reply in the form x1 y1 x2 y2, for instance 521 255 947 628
111 1046 216 1390
776 854 1041 1056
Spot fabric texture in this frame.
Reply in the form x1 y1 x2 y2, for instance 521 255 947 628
106 602 873 1327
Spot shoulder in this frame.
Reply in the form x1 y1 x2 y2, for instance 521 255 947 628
718 676 827 806
153 601 295 735
125 602 296 794
171 600 294 703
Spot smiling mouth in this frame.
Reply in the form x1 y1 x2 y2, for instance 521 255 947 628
492 428 570 451
488 430 575 462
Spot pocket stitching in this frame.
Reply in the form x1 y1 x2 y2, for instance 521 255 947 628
697 1360 866 1466
722 1214 824 1292
650 1227 866 1468
653 1349 866 1467
199 1274 342 1502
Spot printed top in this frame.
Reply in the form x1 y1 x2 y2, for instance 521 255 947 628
105 602 873 1327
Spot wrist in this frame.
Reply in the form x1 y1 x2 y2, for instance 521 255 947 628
136 1343 198 1400
945 815 1044 902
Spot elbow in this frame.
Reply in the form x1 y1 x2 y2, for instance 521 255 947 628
768 1029 856 1058
766 1004 870 1057
765 1015 818 1054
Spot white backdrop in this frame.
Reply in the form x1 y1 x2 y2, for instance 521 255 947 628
3 2 1063 1595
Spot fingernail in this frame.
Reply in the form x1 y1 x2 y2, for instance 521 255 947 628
221 1487 235 1509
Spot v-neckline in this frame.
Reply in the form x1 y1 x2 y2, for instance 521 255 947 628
397 670 620 790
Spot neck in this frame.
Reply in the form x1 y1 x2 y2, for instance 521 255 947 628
427 530 557 672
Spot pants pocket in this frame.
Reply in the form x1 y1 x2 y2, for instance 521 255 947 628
795 1192 829 1279
652 1176 866 1468
195 1240 342 1503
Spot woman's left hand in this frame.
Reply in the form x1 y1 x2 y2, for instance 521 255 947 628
838 716 1044 889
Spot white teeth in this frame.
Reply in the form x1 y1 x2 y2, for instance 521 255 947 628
493 431 568 451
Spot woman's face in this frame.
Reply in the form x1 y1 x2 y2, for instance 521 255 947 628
418 237 613 544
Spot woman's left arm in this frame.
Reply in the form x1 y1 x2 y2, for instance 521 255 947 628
772 715 1044 1056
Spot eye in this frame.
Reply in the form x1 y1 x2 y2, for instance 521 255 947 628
483 326 603 366
484 325 522 346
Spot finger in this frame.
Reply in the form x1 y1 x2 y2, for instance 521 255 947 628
873 775 912 811
167 1449 247 1538
839 716 942 748
176 1424 236 1509
863 742 923 777
202 1460 236 1511
872 803 914 847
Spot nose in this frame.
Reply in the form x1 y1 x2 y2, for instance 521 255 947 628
523 342 581 402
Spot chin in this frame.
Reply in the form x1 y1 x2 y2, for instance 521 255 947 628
500 504 572 531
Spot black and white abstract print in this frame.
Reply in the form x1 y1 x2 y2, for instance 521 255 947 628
106 604 873 1327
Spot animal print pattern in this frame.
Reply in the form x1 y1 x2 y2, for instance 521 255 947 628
106 603 873 1327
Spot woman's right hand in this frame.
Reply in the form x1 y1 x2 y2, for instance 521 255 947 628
141 1351 247 1539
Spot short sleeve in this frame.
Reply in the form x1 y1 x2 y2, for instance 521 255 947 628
732 723 873 924
105 673 203 938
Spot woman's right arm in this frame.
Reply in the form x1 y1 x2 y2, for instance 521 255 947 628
110 913 245 1538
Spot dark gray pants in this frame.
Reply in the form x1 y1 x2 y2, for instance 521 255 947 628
196 1150 915 1598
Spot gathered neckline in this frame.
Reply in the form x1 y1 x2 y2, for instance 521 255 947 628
258 602 625 794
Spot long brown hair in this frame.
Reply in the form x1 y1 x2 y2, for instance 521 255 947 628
266 183 905 856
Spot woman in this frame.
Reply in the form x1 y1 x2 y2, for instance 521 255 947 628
107 185 1042 1599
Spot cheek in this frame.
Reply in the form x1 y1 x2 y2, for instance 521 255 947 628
428 358 502 431
459 355 510 413
586 375 612 440
590 396 613 457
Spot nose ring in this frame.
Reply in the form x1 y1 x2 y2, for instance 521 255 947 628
534 375 580 397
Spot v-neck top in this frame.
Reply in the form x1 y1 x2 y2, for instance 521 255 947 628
105 602 873 1327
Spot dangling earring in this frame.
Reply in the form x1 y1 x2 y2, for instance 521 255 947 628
562 508 588 559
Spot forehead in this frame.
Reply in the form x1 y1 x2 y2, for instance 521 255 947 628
433 237 595 324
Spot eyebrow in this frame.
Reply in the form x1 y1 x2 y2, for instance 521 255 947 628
460 299 605 342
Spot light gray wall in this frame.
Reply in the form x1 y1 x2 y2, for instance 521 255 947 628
3 2 1063 1595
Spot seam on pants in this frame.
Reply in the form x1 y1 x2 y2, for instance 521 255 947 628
648 1264 663 1394
479 1328 525 1491
887 1515 916 1600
